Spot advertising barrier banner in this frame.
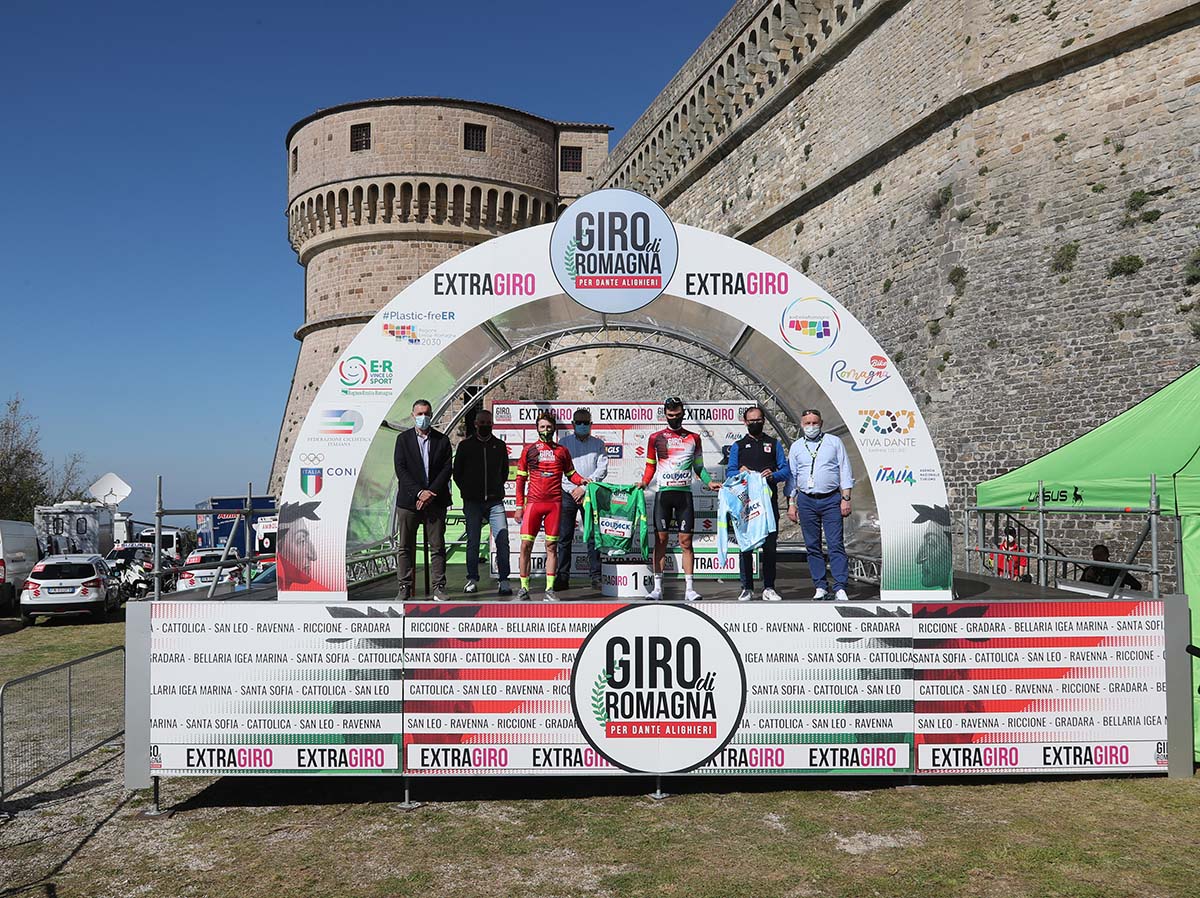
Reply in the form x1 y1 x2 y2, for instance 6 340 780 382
145 599 1168 777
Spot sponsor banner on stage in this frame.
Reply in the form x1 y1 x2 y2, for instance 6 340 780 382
912 600 1168 773
490 401 752 578
142 599 1168 777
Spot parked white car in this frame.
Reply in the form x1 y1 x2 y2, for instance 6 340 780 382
0 520 40 612
20 554 121 624
176 549 242 591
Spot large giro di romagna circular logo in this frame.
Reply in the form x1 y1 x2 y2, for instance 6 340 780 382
570 604 746 774
550 188 679 314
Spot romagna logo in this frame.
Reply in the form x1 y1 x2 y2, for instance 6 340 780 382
830 355 891 392
780 298 841 355
570 604 745 773
550 188 679 314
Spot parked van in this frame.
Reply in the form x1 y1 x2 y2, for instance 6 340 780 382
0 520 41 612
138 527 182 560
34 502 114 557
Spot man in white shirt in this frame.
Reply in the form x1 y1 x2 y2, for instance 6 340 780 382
786 409 854 601
555 408 609 591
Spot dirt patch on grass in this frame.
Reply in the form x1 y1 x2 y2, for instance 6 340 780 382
832 829 925 854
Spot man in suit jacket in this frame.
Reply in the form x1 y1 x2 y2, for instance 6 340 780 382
394 398 453 600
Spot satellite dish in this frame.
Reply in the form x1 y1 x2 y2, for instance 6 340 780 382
88 472 133 507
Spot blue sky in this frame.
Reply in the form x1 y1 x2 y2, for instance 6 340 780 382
0 0 732 521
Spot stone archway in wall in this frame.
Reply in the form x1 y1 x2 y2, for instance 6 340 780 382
276 190 951 601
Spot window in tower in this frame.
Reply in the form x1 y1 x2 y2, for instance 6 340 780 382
464 123 487 153
350 123 372 152
291 147 298 173
560 145 583 172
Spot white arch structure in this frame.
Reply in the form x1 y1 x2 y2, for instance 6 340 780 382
277 201 951 601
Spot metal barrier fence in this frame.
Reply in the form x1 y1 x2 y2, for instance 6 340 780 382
0 647 125 801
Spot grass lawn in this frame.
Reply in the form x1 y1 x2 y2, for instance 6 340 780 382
0 609 126 683
2 758 1198 898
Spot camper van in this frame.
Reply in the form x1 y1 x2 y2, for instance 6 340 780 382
34 502 114 558
138 527 183 560
0 520 41 611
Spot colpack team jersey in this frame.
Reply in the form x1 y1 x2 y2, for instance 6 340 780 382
515 440 584 505
716 471 777 564
641 427 712 491
582 483 648 559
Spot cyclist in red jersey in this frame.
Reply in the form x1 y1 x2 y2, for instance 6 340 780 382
514 411 587 602
637 398 720 601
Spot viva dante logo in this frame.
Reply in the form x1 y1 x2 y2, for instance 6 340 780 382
780 297 841 355
299 467 323 497
570 604 746 773
550 188 679 314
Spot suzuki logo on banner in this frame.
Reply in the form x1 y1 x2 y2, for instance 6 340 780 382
570 604 746 773
550 188 679 315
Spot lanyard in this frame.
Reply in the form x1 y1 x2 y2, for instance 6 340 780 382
802 436 824 478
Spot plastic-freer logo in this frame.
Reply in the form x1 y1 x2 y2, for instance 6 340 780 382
550 189 679 314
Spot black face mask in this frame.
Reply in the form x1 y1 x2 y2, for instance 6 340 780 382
666 415 684 431
476 425 492 438
746 421 765 437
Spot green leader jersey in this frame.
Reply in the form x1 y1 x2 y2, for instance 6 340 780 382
582 482 648 559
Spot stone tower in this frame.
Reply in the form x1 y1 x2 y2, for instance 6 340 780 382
272 98 610 490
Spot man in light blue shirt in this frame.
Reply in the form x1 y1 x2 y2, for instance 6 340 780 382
786 409 854 601
556 408 609 590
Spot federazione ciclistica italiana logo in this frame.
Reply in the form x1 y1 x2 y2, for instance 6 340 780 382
550 188 679 314
570 603 746 773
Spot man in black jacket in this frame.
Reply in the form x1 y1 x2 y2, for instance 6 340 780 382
393 399 453 600
452 408 512 597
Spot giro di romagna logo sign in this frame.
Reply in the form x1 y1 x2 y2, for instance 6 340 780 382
550 188 679 314
570 604 746 773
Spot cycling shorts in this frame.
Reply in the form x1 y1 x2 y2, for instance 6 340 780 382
653 490 695 533
520 501 562 542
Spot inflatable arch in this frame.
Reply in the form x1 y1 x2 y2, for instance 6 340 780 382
277 190 951 601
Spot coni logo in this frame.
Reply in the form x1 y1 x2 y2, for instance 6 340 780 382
780 298 841 355
570 603 746 774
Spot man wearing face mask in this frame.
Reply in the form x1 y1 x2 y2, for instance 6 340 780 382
638 398 721 602
555 408 609 591
452 408 512 597
726 405 791 602
514 411 588 602
394 399 453 601
786 409 854 601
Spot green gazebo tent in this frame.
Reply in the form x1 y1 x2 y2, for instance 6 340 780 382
976 363 1200 759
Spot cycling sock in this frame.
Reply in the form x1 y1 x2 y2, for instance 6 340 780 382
520 576 530 589
685 575 695 590
654 574 663 591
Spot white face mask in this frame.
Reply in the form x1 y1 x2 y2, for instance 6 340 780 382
802 424 822 440
414 414 431 431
